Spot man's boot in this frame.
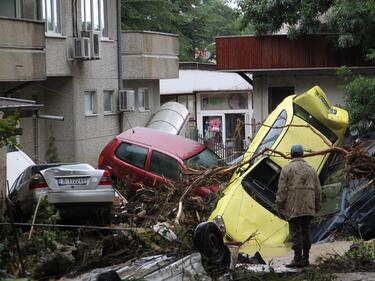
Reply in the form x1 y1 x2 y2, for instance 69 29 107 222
286 248 303 268
302 247 310 267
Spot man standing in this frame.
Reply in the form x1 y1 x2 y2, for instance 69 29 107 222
276 144 321 268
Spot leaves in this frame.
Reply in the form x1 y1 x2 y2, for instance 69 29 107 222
0 114 20 148
122 0 246 61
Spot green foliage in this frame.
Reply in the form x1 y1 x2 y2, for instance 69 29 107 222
122 0 249 61
239 0 375 50
0 224 19 275
26 198 62 254
239 0 332 37
0 114 19 147
337 67 375 136
46 133 61 163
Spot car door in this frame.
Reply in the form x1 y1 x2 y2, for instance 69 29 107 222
112 142 149 191
143 150 182 187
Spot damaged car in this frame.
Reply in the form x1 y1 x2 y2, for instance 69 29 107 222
7 163 115 222
209 86 349 254
312 137 375 242
98 127 222 197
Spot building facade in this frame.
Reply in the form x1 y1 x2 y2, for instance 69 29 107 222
0 1 179 166
160 63 253 153
215 34 375 128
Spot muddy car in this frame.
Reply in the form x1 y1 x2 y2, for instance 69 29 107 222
98 127 223 197
209 86 348 254
7 163 115 222
312 137 375 242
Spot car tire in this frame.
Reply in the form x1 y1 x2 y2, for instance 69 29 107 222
193 222 228 266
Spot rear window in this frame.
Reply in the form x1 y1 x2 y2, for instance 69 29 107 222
115 142 148 169
293 104 338 144
150 151 181 181
185 148 221 169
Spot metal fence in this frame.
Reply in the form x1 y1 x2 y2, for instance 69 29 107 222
196 133 244 162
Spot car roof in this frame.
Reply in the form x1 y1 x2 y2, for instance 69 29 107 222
116 127 205 160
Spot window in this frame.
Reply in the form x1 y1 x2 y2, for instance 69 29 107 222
185 148 221 169
40 0 61 33
115 143 148 169
119 89 135 111
103 90 114 113
254 110 287 156
0 0 16 17
138 88 150 111
242 159 281 214
150 151 181 181
84 91 97 115
81 0 108 37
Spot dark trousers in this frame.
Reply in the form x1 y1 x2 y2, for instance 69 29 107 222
288 215 313 251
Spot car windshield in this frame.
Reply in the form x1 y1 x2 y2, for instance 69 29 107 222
184 148 221 169
293 104 338 144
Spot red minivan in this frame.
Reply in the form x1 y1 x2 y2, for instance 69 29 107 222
98 127 222 196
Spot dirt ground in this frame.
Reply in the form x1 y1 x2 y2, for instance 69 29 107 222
267 240 352 266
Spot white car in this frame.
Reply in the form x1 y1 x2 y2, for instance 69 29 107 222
6 146 35 191
8 163 115 223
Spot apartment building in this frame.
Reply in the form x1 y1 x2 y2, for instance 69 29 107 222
0 0 179 165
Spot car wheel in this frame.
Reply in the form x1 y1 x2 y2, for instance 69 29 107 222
193 222 229 267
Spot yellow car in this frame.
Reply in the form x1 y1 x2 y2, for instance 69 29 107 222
209 86 348 256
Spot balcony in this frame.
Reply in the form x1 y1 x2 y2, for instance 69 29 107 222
0 17 46 81
121 31 179 79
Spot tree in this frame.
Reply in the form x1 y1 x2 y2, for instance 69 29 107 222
239 0 375 49
122 0 248 61
0 113 19 147
239 0 375 136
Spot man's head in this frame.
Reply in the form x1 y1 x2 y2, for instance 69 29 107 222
291 144 304 158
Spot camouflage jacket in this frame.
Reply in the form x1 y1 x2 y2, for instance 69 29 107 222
276 157 321 221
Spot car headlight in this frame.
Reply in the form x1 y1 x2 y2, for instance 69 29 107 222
213 215 226 235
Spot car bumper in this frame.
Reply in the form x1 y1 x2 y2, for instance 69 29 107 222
47 189 115 204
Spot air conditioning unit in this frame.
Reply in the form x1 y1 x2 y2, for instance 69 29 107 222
90 31 101 59
72 37 91 59
119 90 135 111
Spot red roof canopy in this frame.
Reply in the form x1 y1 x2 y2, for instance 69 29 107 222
216 34 374 72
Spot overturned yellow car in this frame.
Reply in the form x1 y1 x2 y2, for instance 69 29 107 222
209 86 348 256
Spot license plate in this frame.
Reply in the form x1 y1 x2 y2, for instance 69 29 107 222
57 178 88 185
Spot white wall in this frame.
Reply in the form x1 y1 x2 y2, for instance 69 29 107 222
253 72 344 123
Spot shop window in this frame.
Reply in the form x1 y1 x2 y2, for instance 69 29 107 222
81 0 108 37
138 88 150 111
201 93 248 110
40 0 61 33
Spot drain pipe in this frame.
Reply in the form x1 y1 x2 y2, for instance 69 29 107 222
116 0 124 133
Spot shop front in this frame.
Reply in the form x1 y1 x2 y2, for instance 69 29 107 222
197 91 253 153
